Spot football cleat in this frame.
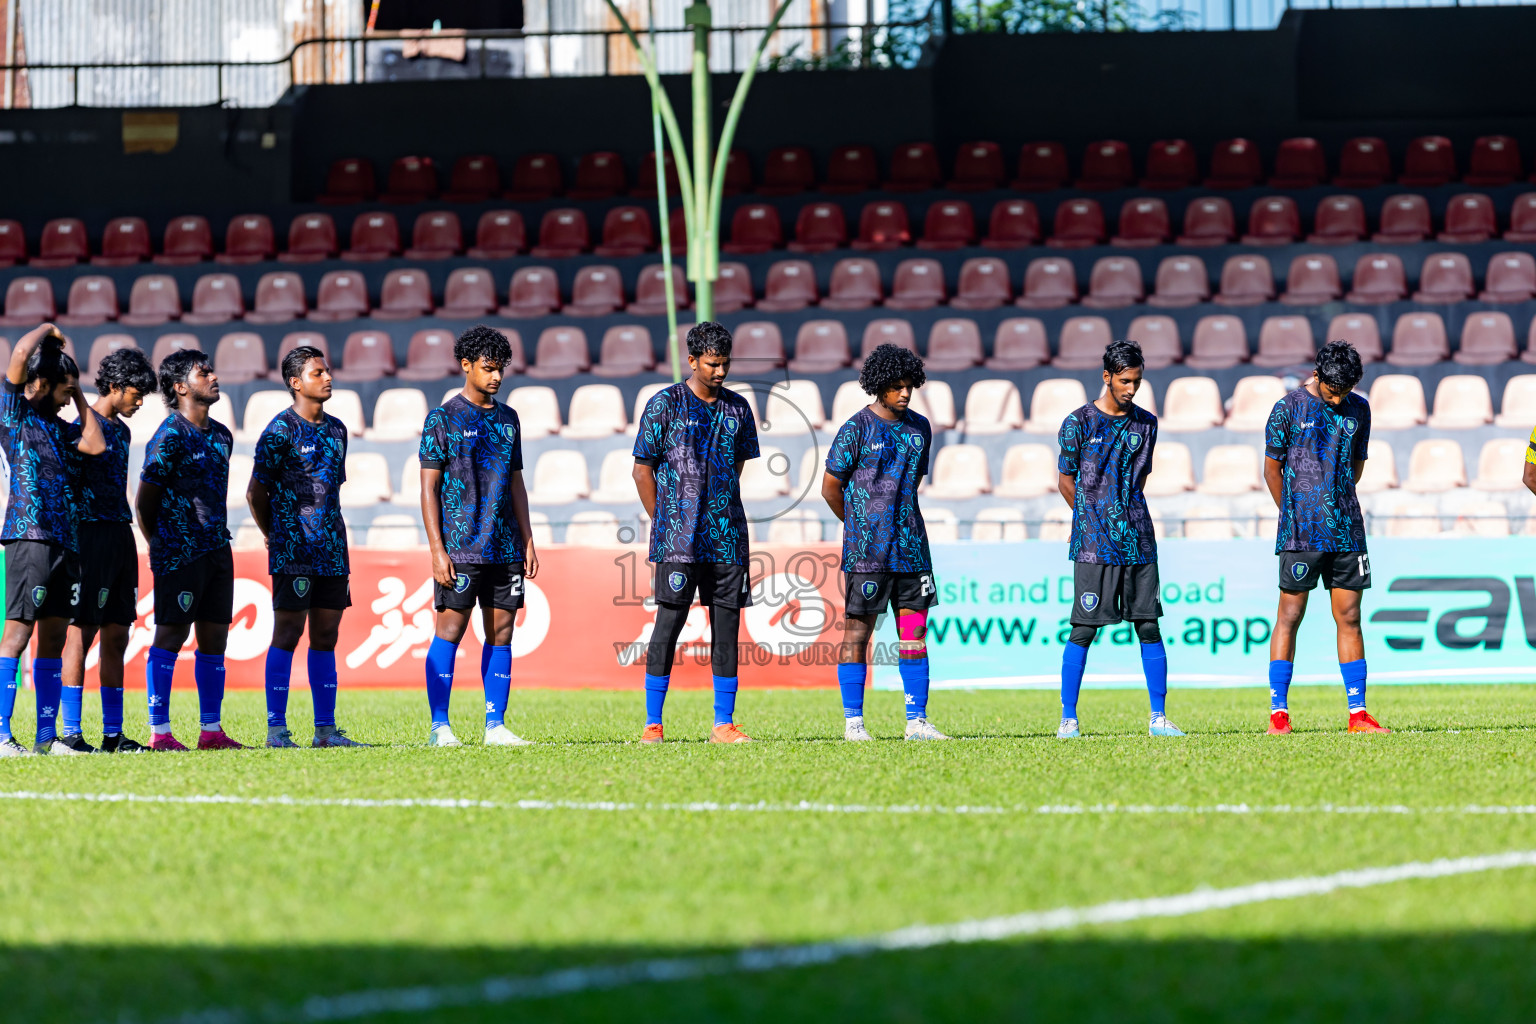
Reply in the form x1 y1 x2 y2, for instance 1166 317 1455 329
1267 710 1292 735
1348 710 1391 734
0 737 35 757
429 725 462 748
1056 718 1081 739
844 717 875 742
100 734 145 753
197 729 246 751
484 724 531 746
640 723 664 744
904 718 950 741
709 723 753 744
313 726 369 748
57 734 98 754
148 732 189 752
1149 715 1186 737
34 737 86 756
266 727 300 749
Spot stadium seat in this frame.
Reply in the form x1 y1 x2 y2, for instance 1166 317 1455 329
1427 375 1494 428
1465 134 1522 187
986 318 1050 371
734 321 787 369
630 149 679 200
332 329 396 382
859 320 918 366
723 382 762 424
823 257 884 310
1374 194 1431 243
981 199 1040 248
757 259 819 312
396 328 463 381
219 213 276 264
1197 445 1261 495
1368 374 1428 428
885 258 946 310
925 319 984 371
1483 252 1536 303
466 210 526 259
1036 506 1074 542
1160 377 1224 432
364 514 420 547
527 450 592 504
1206 138 1262 189
788 203 848 253
510 385 561 439
1081 257 1143 309
1075 140 1132 190
910 380 956 430
561 384 628 439
761 380 826 435
1508 193 1536 242
372 268 433 319
505 152 562 200
1280 254 1342 305
954 378 1023 435
591 450 642 505
527 326 591 379
280 212 339 263
404 210 463 259
270 332 330 379
1112 198 1170 247
1015 256 1077 309
852 201 911 250
245 271 307 324
925 445 991 499
760 145 816 195
93 217 151 266
1454 500 1511 538
567 511 628 546
739 446 792 500
1439 193 1497 243
1400 135 1455 187
626 264 690 316
531 208 590 258
1307 195 1366 244
1052 316 1114 369
318 157 375 203
568 151 625 200
1176 196 1236 246
1182 506 1239 541
500 266 561 318
0 277 55 326
119 275 182 326
443 154 501 202
1346 254 1407 303
917 200 976 250
341 211 400 260
1224 375 1288 431
149 333 199 366
1213 255 1274 306
1022 378 1085 433
1140 139 1197 190
1126 315 1181 369
1144 441 1195 496
85 335 141 378
1242 196 1300 245
0 220 24 266
32 218 88 267
1403 439 1466 492
365 389 430 441
1186 315 1250 370
1252 316 1315 368
182 273 244 325
1327 313 1384 363
823 144 879 193
1497 375 1536 427
1413 252 1474 303
1356 440 1398 495
565 265 625 317
950 257 1011 310
57 276 119 327
789 320 853 374
227 456 255 509
437 267 497 319
884 142 941 191
592 325 655 378
765 509 824 545
309 270 369 321
829 380 869 426
1011 141 1069 191
1269 137 1326 188
948 140 1004 191
1387 312 1450 366
722 203 783 255
971 507 1027 543
1047 198 1106 248
1146 255 1209 308
1335 136 1391 187
1471 438 1527 490
1383 500 1441 538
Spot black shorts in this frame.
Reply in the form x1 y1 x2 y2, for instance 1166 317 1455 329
4 540 80 621
74 523 139 627
273 574 352 612
845 571 939 617
1280 551 1372 592
153 546 236 625
434 563 525 612
1071 562 1163 626
654 562 753 609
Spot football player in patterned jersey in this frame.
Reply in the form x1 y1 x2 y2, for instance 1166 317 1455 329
249 345 366 749
136 348 243 751
0 324 105 756
1264 340 1388 734
59 347 157 753
822 343 947 741
419 325 538 748
1055 339 1184 739
632 322 760 744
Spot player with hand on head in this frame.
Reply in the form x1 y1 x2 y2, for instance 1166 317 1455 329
0 324 105 756
822 343 946 741
248 346 366 749
419 325 538 748
136 349 242 751
632 322 760 744
59 347 156 753
1264 340 1387 734
1056 339 1182 739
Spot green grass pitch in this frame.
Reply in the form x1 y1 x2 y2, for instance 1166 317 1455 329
4 684 1536 1023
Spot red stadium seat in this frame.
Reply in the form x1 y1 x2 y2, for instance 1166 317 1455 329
86 334 142 377
1269 137 1326 187
213 332 267 383
947 141 1004 191
1346 253 1408 304
1213 255 1275 306
594 206 654 257
381 156 439 203
632 149 680 199
281 212 339 263
1075 140 1132 190
1279 254 1342 306
1327 313 1383 363
1399 135 1455 187
149 334 199 366
93 217 151 266
1205 138 1262 189
342 211 401 260
1438 193 1496 243
273 333 331 378
722 203 783 254
500 266 560 318
987 318 1050 371
820 257 882 311
1506 193 1536 242
1242 196 1300 245
443 154 501 202
852 201 911 250
157 215 213 265
531 208 590 258
1335 136 1391 187
787 203 848 253
404 211 464 259
713 262 753 313
247 271 307 323
32 218 88 267
1053 316 1114 370
592 325 655 378
219 214 276 264
788 320 853 373
1176 197 1235 246
309 270 370 321
1307 195 1366 244
333 329 397 381
182 273 244 325
1373 194 1431 243
667 206 687 255
1012 141 1069 191
756 260 818 313
950 257 1012 311
119 275 181 326
1016 256 1077 309
1413 252 1474 303
1126 315 1181 369
925 319 985 370
1081 256 1144 309
859 320 918 365
1111 197 1169 247
0 277 54 326
917 200 976 250
505 152 562 200
318 158 375 203
565 265 625 317
1252 316 1316 368
884 142 940 191
372 268 434 320
1047 198 1105 248
1454 311 1517 366
626 264 690 316
822 144 878 193
439 267 498 318
569 151 625 199
1140 139 1197 190
1186 315 1249 370
981 199 1040 248
467 210 526 259
759 145 815 195
1147 255 1210 308
57 275 119 327
526 326 591 379
885 258 946 311
1481 252 1536 303
396 328 464 380
0 220 23 266
721 148 750 195
1387 312 1450 367
1464 135 1522 187
734 322 787 368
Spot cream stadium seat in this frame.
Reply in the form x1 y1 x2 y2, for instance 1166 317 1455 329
766 509 824 543
1037 506 1072 542
392 459 421 506
236 390 292 443
1385 501 1441 538
366 388 430 441
1495 375 1536 428
925 507 959 544
226 454 254 506
628 382 669 435
1471 438 1526 491
1022 378 1085 433
1144 441 1195 497
1224 375 1287 432
910 379 957 430
508 385 561 439
564 511 622 546
761 380 825 436
961 379 1026 435
529 510 554 546
1426 375 1494 429
591 450 642 504
829 379 868 426
1454 500 1510 538
1183 505 1237 540
1403 439 1467 492
1197 445 1262 495
739 445 792 500
724 381 762 422
797 447 823 495
1355 440 1398 494
994 444 1058 499
338 452 392 507
925 444 992 499
126 399 164 446
232 517 264 550
1093 379 1157 415
1160 377 1224 432
365 513 421 548
971 507 1026 542
527 450 591 504
1367 375 1428 429
327 389 366 436
1253 506 1277 541
560 383 627 439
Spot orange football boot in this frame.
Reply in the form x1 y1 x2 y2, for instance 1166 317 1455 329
640 723 664 744
1348 710 1391 733
1267 710 1292 735
709 723 753 744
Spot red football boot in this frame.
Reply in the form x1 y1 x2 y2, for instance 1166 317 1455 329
1267 710 1292 735
197 729 247 750
1348 710 1391 734
148 732 189 751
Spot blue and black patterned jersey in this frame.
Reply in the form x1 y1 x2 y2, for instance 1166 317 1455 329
252 408 350 576
64 409 132 524
1265 387 1371 554
139 412 233 574
419 394 525 565
1057 403 1158 566
0 379 79 550
826 406 932 574
633 382 759 566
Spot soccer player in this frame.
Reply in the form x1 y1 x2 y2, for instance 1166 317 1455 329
632 321 759 744
136 349 243 751
248 345 365 749
59 347 157 753
1056 339 1183 739
419 325 537 748
0 324 105 756
822 343 947 742
1264 340 1388 734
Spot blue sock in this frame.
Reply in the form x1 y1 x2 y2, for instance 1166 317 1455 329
899 656 930 720
644 673 669 725
101 686 124 736
484 645 511 728
1269 659 1294 712
0 657 16 739
194 652 225 728
308 649 338 729
425 636 457 728
33 657 62 744
481 642 491 683
837 662 867 718
146 646 176 727
1342 658 1368 712
1141 641 1168 717
61 684 84 736
713 675 738 726
264 647 294 729
1061 642 1088 720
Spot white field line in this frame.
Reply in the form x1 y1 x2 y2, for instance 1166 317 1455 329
4 789 1536 817
159 849 1536 1024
